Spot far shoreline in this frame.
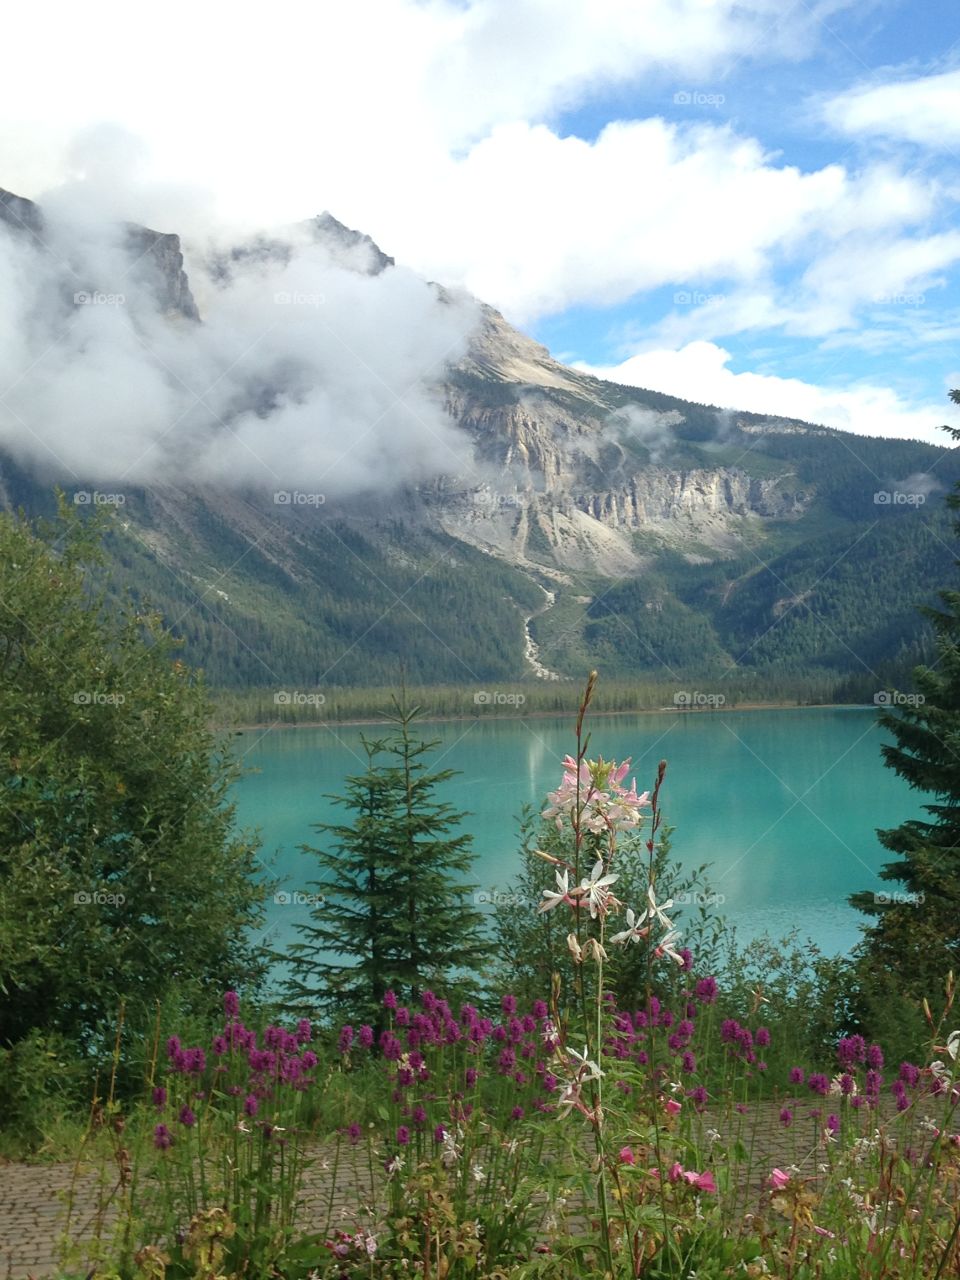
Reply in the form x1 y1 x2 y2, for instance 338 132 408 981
215 698 878 734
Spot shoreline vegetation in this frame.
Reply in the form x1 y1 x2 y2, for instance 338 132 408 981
208 678 877 731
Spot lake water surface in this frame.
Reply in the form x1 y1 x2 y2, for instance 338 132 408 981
232 707 921 962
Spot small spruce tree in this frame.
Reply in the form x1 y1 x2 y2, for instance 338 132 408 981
286 699 491 1024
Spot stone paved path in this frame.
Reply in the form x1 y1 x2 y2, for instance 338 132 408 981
0 1101 926 1278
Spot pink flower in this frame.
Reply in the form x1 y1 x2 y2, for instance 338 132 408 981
664 1098 682 1115
768 1168 791 1191
688 1170 716 1193
667 1161 684 1183
618 1146 635 1165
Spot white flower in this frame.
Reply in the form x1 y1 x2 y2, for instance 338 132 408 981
567 932 583 964
575 859 619 918
646 884 674 930
470 1162 484 1184
539 868 572 913
946 1030 960 1060
654 928 685 966
567 1044 604 1080
386 1155 405 1176
610 907 648 946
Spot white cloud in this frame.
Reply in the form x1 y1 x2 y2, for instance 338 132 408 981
822 69 960 148
578 341 958 444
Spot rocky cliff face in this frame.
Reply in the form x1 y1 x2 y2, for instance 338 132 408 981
0 186 199 321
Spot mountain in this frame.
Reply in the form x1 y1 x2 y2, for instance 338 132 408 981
0 186 956 698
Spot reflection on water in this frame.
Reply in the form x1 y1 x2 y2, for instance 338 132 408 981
231 707 919 961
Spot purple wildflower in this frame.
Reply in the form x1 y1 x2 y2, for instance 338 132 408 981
347 1123 361 1145
780 1107 792 1127
153 1124 173 1150
223 991 240 1017
152 1086 167 1108
789 1067 805 1085
178 1105 196 1128
396 1126 410 1146
694 976 718 1004
756 1027 771 1047
383 990 398 1010
338 1025 354 1053
808 1074 830 1096
243 1094 258 1117
358 1025 374 1048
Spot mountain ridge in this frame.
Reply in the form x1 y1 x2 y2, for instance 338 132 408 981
0 185 955 694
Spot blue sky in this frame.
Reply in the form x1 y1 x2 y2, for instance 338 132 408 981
3 0 960 442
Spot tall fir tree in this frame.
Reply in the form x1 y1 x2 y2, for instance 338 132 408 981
850 394 960 1004
285 699 491 1024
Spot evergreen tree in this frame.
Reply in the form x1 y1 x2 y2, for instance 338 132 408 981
286 700 491 1024
850 396 960 1003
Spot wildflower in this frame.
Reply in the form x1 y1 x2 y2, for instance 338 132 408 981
664 1098 682 1116
153 1124 173 1150
347 1123 361 1145
645 884 675 931
566 933 583 964
826 1114 840 1133
755 1027 770 1047
384 1155 405 1176
687 1170 716 1193
211 1035 227 1056
383 990 398 1010
177 1105 196 1128
610 906 649 946
808 1073 830 1096
947 1031 960 1060
338 1025 354 1053
687 1086 708 1109
539 868 574 913
780 1108 792 1127
567 1044 604 1080
866 1043 884 1070
510 1106 524 1121
682 1051 697 1073
654 929 686 966
501 994 517 1014
152 1086 166 1108
223 991 240 1017
899 1062 920 1087
165 1035 181 1059
581 937 608 964
302 1050 318 1069
243 1095 258 1117
768 1168 791 1190
576 859 619 919
694 976 718 1004
470 1162 484 1183
296 1018 312 1043
789 1066 804 1085
396 1126 410 1145
619 1146 635 1165
533 999 548 1019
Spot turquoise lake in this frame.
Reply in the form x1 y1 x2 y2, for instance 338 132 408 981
231 706 922 963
